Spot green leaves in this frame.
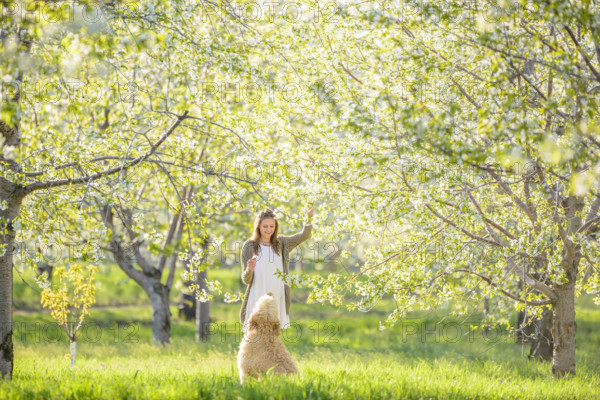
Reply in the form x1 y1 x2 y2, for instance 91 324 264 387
6 0 600 338
0 101 19 128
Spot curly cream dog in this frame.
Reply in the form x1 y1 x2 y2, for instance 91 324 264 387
238 293 298 383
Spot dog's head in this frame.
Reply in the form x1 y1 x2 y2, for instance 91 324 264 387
248 292 281 334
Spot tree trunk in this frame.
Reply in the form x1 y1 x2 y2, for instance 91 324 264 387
147 282 171 345
516 306 554 362
103 206 174 346
483 296 490 335
179 293 196 321
195 269 210 342
531 261 555 363
0 222 15 379
551 195 584 376
70 339 77 368
0 26 28 380
182 243 211 342
515 309 528 343
0 196 23 379
528 307 553 362
551 280 577 376
515 275 554 362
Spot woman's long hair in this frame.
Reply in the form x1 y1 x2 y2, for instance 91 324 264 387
251 209 281 256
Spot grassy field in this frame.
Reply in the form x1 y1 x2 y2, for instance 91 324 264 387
4 266 600 399
12 262 315 309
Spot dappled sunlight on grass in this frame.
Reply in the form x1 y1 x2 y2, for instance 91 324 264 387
4 295 600 399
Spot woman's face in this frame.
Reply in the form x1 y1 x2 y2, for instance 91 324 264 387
259 218 276 239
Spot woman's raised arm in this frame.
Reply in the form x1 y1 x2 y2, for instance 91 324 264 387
281 207 314 250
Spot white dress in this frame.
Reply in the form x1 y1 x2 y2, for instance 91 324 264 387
242 243 290 333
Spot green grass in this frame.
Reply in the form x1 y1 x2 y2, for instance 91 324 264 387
12 262 326 311
3 295 600 399
12 263 246 310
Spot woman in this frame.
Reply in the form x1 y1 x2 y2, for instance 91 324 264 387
240 207 314 333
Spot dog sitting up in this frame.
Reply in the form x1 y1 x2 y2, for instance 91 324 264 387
237 292 298 383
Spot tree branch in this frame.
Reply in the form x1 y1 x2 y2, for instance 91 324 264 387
450 77 481 109
426 203 547 264
581 195 600 234
535 165 575 265
157 186 189 274
100 205 145 286
507 61 547 101
487 169 538 231
563 25 600 82
454 269 553 306
166 185 193 291
507 257 557 302
425 204 503 247
114 207 156 276
22 111 189 194
463 183 514 241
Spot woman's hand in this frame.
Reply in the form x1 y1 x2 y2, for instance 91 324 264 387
247 257 257 271
306 206 314 219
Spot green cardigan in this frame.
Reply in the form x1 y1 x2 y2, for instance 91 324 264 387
239 221 313 326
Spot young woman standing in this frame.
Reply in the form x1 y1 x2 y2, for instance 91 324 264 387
240 207 314 333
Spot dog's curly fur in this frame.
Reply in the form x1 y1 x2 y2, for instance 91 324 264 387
238 293 298 383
